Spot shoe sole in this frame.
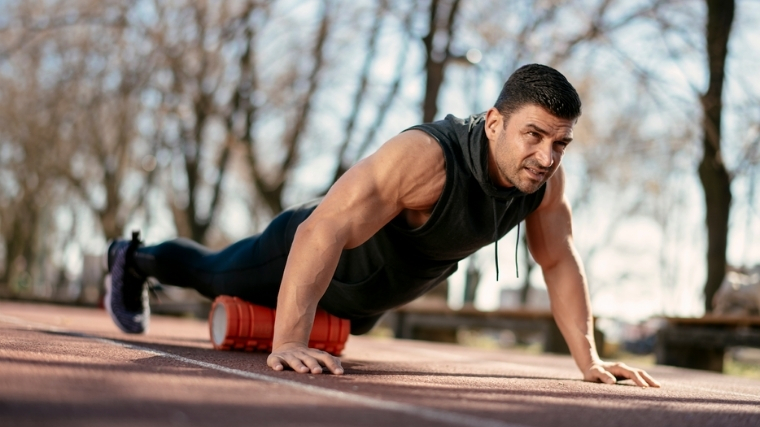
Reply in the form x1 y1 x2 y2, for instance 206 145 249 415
103 274 130 334
104 240 150 335
104 242 132 333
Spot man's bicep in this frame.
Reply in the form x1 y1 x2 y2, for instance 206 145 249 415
526 192 575 270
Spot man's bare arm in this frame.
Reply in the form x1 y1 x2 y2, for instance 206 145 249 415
526 167 660 388
267 130 445 374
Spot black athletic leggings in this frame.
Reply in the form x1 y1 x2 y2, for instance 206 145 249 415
132 204 383 334
134 207 309 310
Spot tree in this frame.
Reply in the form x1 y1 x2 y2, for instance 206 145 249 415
147 0 240 243
699 0 734 312
421 0 462 123
0 4 86 292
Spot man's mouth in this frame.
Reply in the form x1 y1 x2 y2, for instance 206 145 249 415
524 167 547 181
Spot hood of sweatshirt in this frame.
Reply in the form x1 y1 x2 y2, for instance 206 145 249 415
452 113 528 201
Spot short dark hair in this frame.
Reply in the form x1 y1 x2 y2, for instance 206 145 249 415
494 64 581 123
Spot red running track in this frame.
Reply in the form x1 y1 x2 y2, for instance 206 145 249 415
1 301 759 427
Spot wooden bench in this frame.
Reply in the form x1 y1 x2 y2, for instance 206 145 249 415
383 299 604 355
655 315 760 372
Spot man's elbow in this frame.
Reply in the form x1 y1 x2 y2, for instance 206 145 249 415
533 249 563 274
537 251 582 279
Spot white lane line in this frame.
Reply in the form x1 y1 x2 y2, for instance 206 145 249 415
0 314 527 427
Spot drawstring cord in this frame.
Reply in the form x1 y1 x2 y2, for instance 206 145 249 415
492 200 500 281
515 222 520 279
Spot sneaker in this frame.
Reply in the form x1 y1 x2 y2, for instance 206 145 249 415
105 231 149 334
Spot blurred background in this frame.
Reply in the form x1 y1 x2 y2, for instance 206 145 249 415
0 0 758 371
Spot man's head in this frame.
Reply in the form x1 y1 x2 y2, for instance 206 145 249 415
494 63 582 122
485 64 581 194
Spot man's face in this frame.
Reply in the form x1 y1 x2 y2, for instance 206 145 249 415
486 104 575 193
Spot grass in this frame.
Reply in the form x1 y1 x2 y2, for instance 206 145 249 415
724 360 760 379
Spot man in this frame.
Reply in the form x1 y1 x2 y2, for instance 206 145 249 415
106 64 660 387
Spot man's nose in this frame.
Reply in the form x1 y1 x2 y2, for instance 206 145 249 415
535 141 553 168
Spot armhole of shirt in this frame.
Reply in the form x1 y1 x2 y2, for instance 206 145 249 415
394 125 456 235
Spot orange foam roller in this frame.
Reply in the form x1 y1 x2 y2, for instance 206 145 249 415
209 295 350 356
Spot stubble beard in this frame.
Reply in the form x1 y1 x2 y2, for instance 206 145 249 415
497 159 551 194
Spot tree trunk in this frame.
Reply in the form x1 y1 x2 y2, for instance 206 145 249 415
463 257 480 305
699 0 734 312
422 0 461 123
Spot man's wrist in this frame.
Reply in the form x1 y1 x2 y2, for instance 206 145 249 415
568 342 602 373
272 340 309 352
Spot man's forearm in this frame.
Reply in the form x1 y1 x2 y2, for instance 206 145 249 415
272 221 345 350
542 256 601 373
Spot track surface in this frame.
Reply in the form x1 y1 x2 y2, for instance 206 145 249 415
1 301 759 427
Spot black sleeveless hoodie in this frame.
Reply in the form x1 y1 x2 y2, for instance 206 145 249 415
319 113 545 330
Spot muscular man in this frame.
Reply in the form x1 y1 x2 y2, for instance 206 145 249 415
105 64 660 387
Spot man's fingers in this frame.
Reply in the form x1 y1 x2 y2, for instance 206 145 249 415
586 362 661 388
598 369 616 385
266 354 285 371
300 353 324 374
626 370 648 388
586 366 615 384
640 370 661 388
268 349 344 375
271 352 310 373
283 353 311 373
608 364 656 388
312 351 344 375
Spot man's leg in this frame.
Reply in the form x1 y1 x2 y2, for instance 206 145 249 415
132 207 311 308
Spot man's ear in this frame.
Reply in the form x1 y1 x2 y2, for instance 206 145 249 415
484 108 504 140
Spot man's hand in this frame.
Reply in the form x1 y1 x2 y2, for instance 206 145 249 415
583 361 661 388
267 343 344 375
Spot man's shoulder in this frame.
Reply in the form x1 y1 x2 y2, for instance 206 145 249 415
380 129 446 164
350 129 446 213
